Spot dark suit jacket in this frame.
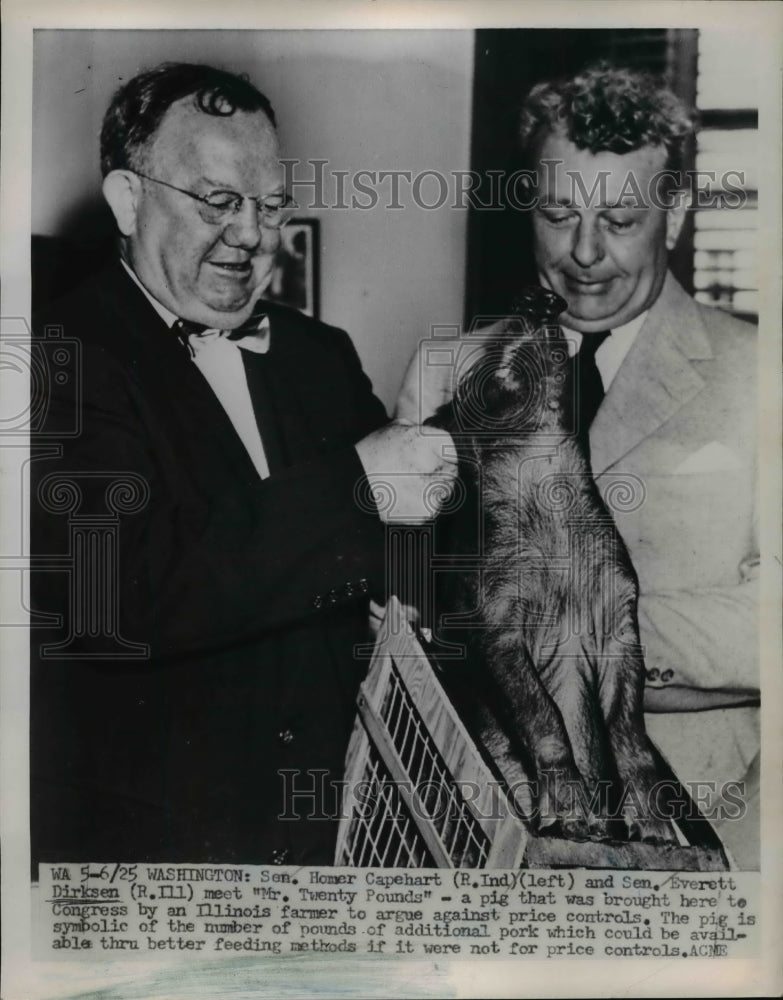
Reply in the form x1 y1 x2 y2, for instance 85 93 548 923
31 262 388 872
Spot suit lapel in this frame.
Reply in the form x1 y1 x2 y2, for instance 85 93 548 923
95 263 263 484
259 304 346 454
590 273 714 474
93 270 355 480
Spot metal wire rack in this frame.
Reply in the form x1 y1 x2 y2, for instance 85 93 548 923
336 598 529 869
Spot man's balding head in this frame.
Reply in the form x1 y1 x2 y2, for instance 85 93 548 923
100 62 277 178
100 63 285 329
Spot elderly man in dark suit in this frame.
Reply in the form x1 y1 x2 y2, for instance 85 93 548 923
31 63 455 870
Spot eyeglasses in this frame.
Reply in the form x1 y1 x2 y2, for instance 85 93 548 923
131 171 298 230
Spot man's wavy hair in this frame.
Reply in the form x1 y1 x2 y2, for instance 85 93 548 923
518 64 695 173
100 62 277 177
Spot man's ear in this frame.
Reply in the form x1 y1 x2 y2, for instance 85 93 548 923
102 170 141 237
665 188 690 251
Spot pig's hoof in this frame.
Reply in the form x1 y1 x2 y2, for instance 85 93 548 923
586 815 612 842
544 813 609 843
560 816 594 842
626 818 678 845
642 823 678 845
541 817 590 842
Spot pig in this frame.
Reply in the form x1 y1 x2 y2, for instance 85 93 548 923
428 285 676 844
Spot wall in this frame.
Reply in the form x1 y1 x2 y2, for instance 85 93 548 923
32 29 474 411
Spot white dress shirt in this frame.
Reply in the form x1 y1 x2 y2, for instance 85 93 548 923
563 310 649 390
121 261 272 480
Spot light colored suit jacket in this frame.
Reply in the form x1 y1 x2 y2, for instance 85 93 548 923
395 272 759 795
590 273 758 795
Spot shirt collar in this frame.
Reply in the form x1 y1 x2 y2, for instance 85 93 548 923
120 259 271 353
562 310 649 389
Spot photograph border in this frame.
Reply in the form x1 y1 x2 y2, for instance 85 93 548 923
2 4 781 1000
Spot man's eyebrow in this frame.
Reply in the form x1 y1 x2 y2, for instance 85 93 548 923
202 177 285 198
538 197 648 211
600 201 648 211
200 176 239 192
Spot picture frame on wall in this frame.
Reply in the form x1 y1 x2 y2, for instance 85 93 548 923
265 218 320 318
4 9 782 1000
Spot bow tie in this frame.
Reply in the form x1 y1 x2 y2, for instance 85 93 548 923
172 312 270 357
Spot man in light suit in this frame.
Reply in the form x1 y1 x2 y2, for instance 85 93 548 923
31 62 455 871
398 66 759 865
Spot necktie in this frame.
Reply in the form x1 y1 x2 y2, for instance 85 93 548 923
575 329 611 438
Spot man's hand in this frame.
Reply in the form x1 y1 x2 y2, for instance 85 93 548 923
395 335 487 424
355 420 457 523
368 598 421 639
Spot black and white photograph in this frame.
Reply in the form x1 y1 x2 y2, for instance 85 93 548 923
1 3 781 999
